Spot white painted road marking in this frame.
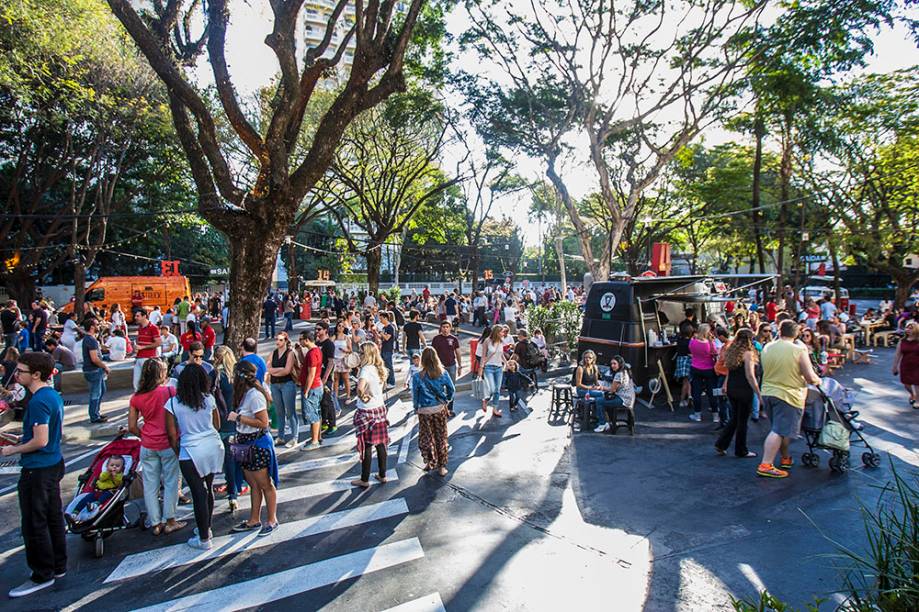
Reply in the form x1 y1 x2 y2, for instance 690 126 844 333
107 498 410 583
381 592 447 612
278 446 397 475
130 537 425 612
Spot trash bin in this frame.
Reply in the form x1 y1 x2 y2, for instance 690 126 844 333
470 339 479 373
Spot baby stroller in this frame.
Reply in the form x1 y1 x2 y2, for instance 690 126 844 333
800 378 880 473
65 433 142 558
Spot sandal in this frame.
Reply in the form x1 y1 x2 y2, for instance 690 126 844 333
374 474 388 483
438 467 449 477
151 524 164 536
163 520 187 535
739 451 758 458
492 410 503 418
714 446 726 456
350 479 370 489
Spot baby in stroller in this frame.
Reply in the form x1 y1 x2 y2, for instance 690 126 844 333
66 456 126 523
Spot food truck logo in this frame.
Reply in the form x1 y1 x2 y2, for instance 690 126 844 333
599 292 617 312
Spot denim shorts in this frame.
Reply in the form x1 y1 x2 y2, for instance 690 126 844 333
302 386 322 425
764 396 804 438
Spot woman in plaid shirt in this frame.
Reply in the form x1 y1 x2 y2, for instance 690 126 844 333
351 342 390 489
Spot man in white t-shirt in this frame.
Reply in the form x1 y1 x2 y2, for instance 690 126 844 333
105 331 127 361
149 306 163 327
363 293 377 309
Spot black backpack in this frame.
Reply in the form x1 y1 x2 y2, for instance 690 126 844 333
522 340 542 368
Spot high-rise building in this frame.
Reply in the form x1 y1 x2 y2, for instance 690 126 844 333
302 0 357 76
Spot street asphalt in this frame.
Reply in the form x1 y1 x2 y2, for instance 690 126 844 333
0 337 914 610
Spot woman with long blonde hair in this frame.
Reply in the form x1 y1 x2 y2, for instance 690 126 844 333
351 342 390 488
213 346 245 511
476 324 509 417
411 347 455 476
715 329 760 458
575 350 610 432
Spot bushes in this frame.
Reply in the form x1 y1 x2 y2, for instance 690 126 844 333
525 301 583 355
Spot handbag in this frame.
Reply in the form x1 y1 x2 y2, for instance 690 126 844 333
472 377 490 401
345 352 361 369
818 420 850 451
229 429 267 463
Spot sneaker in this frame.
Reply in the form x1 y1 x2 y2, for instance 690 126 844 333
187 535 213 550
713 413 721 423
228 499 238 512
240 486 249 495
193 527 213 539
327 426 338 435
593 423 610 433
321 424 329 432
230 521 261 533
301 441 321 451
8 578 55 598
54 571 66 579
688 412 702 422
90 416 109 424
284 440 296 449
257 522 279 537
756 463 789 478
779 457 794 470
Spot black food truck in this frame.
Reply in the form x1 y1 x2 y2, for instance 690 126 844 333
576 274 775 391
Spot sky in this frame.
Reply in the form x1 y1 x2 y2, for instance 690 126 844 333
190 1 918 247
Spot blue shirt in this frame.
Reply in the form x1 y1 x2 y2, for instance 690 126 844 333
20 386 63 469
82 335 101 372
241 353 267 384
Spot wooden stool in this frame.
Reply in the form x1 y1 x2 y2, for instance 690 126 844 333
873 331 897 347
551 384 572 412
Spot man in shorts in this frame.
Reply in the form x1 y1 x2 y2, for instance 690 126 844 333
757 319 821 478
298 330 323 451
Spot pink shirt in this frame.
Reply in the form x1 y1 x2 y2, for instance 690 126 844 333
688 338 717 371
130 385 175 451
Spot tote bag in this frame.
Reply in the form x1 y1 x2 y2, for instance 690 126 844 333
471 377 491 401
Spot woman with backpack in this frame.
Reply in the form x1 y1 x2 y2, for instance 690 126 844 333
411 347 455 476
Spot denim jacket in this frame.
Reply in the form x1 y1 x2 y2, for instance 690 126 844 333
411 371 456 409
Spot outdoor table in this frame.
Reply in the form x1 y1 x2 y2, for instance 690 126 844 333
859 321 884 346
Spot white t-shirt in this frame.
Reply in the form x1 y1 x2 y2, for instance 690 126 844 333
165 395 217 461
106 336 127 361
236 387 267 435
111 311 125 329
503 305 517 322
477 339 507 367
61 318 79 352
357 364 385 410
160 333 179 357
149 309 163 326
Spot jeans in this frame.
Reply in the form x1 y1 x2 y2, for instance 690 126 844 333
31 327 46 351
483 364 504 406
473 307 485 327
752 393 761 420
301 386 322 425
509 389 522 408
381 351 395 386
445 364 457 412
716 394 753 456
271 380 299 442
577 388 608 425
3 331 17 350
264 316 276 339
84 368 107 422
133 357 148 392
179 459 215 541
140 446 180 525
690 367 718 414
284 312 293 331
219 434 245 500
18 461 66 583
407 348 422 360
52 362 73 392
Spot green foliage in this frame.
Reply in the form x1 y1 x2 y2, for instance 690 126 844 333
526 301 582 353
730 590 824 612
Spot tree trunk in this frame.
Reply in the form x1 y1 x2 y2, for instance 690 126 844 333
776 110 793 288
470 248 481 293
73 262 87 319
392 226 407 288
366 246 382 296
3 267 37 307
225 231 285 349
892 270 919 309
751 113 767 273
829 240 842 304
287 242 299 294
555 235 567 296
547 157 599 280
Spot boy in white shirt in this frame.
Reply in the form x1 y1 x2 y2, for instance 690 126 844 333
105 329 127 361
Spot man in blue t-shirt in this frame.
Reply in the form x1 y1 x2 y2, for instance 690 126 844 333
81 318 110 423
1 352 66 598
239 337 267 383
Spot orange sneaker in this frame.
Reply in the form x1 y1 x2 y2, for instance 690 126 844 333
757 463 789 478
779 456 794 470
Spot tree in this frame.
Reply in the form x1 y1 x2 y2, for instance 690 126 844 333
106 0 432 345
798 70 919 307
0 0 164 305
462 0 764 280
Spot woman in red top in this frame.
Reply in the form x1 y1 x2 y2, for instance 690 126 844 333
892 322 919 409
180 321 203 361
128 358 185 536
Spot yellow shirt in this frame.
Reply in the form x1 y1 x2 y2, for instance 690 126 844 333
761 339 808 408
96 471 123 491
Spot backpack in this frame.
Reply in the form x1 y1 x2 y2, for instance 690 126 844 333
522 340 542 369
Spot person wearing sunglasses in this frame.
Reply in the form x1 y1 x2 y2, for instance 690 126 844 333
1 352 66 598
169 341 216 389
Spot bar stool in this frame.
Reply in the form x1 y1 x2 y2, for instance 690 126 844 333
551 384 573 413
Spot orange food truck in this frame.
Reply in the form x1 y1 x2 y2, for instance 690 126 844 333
59 276 191 321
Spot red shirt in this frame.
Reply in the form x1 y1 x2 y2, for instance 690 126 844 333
201 325 216 348
136 323 161 358
765 301 778 322
130 385 175 451
299 346 323 390
180 331 202 351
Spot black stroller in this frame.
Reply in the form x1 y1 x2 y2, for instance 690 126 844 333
800 378 880 473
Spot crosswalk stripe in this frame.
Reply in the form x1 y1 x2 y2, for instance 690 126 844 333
278 446 398 475
130 537 425 612
380 592 447 612
106 498 410 583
